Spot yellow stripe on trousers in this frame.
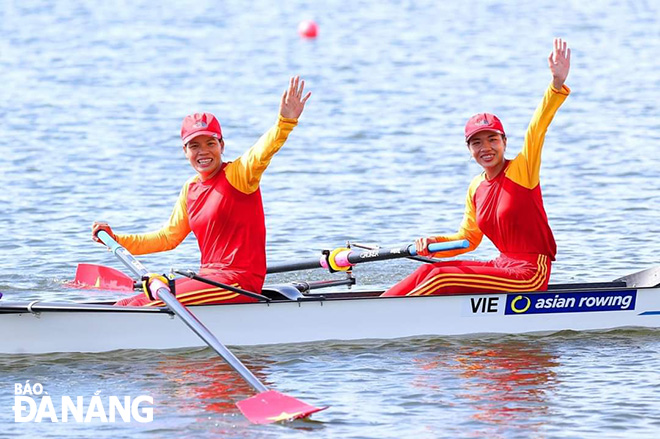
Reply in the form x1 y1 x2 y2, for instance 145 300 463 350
408 255 549 296
144 283 243 307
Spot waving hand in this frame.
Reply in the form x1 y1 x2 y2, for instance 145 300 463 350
279 76 311 119
548 38 571 90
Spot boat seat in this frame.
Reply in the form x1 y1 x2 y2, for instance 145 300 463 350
261 284 305 301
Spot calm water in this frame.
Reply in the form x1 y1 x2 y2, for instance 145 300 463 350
1 0 659 437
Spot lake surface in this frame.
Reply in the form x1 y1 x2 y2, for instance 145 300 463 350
1 0 659 437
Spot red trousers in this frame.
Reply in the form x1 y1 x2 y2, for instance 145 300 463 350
114 270 262 307
381 253 551 296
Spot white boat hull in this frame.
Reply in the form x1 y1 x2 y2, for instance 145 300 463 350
1 283 659 354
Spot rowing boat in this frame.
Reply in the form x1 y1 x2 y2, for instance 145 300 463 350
1 272 658 354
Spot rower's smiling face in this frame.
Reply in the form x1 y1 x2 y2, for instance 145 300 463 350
467 131 507 177
184 135 224 181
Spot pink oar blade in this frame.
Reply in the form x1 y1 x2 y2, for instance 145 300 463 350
236 390 327 424
69 263 135 291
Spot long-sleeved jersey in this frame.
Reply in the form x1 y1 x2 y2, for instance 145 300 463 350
115 115 298 286
431 83 570 261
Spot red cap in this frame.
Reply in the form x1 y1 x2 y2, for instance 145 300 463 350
181 113 222 144
464 113 505 142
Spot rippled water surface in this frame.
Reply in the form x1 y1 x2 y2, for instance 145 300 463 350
1 0 659 437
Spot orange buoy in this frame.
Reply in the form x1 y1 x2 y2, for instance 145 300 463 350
298 20 318 39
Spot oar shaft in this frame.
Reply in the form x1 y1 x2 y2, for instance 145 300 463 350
340 241 465 264
267 260 323 274
96 231 268 393
150 279 268 393
350 242 440 264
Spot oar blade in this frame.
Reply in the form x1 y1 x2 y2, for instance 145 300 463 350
70 263 135 291
236 390 327 424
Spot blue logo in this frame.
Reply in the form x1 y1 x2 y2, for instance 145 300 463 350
505 290 637 315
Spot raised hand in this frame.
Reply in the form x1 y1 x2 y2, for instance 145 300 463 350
548 37 571 90
279 76 311 119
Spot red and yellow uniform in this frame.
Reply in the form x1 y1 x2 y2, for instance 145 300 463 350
383 83 570 297
115 115 298 306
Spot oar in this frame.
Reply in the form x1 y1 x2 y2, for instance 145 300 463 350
94 230 326 424
73 239 469 289
267 239 469 274
71 263 136 291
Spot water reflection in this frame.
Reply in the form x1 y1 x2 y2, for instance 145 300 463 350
413 339 559 437
153 352 325 431
154 354 267 416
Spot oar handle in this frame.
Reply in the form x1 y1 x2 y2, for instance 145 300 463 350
267 239 469 274
96 230 269 393
411 241 468 256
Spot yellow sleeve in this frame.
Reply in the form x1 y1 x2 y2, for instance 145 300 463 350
430 175 484 257
114 178 194 255
225 115 298 194
506 83 570 189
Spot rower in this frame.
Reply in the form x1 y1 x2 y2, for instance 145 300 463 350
92 76 311 307
383 38 571 297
